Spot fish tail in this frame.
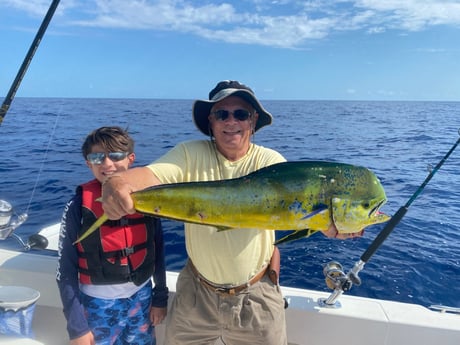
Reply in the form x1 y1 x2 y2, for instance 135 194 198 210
73 213 108 244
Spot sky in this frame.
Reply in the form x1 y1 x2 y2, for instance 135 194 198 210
1 0 460 101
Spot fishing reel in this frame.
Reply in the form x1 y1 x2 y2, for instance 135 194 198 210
0 199 48 251
318 261 363 308
317 130 460 308
0 199 28 240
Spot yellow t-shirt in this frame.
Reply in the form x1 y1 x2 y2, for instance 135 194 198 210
147 140 286 285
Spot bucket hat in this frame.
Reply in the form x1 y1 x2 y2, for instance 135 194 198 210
193 80 273 136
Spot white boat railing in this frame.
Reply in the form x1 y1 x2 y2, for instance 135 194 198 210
1 199 460 345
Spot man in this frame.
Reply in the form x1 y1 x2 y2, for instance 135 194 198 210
101 81 346 345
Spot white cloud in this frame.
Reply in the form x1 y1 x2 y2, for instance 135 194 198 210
354 0 460 30
3 0 53 16
4 0 460 48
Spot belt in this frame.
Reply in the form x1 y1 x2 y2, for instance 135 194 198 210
189 261 268 295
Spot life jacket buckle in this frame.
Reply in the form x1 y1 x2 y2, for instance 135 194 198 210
121 246 135 256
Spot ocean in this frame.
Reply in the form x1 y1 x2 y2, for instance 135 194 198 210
1 97 459 308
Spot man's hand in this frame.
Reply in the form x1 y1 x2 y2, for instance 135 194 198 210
321 223 364 239
101 174 135 219
101 166 162 220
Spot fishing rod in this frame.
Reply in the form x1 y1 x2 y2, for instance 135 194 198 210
320 130 460 307
0 0 60 126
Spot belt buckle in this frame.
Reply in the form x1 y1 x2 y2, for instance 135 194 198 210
215 287 237 295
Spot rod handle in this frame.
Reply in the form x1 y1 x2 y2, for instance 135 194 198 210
360 206 408 263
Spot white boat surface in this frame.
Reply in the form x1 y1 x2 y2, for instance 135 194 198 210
1 2 459 344
0 222 459 345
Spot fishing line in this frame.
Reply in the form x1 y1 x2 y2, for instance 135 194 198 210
321 130 460 306
25 109 61 215
360 129 460 264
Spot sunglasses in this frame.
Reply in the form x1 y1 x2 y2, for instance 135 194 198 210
211 109 252 121
86 152 129 165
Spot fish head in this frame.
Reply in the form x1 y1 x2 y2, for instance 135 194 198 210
331 175 390 234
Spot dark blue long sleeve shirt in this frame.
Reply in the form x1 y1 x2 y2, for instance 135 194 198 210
56 191 168 340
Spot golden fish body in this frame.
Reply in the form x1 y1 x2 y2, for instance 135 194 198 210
76 161 389 244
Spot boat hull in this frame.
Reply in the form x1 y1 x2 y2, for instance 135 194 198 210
1 235 459 345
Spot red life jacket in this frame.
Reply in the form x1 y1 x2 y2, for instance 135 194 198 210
76 179 156 286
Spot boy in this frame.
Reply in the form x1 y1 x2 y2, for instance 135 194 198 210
56 126 168 345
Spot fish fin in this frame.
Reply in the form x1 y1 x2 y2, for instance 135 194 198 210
215 226 234 232
274 229 319 245
73 213 108 244
300 204 328 220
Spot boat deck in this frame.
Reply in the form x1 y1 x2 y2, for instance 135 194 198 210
1 246 459 345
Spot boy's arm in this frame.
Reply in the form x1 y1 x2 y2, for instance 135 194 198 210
56 195 91 340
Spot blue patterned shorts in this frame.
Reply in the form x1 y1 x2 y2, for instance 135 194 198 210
81 282 155 345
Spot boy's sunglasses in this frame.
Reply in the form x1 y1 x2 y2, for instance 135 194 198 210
86 152 128 165
211 109 252 121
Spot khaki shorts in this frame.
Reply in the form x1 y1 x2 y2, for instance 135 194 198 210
164 261 287 345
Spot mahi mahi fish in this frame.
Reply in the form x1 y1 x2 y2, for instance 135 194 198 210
75 161 390 245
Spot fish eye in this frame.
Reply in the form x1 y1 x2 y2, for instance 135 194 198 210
362 202 370 209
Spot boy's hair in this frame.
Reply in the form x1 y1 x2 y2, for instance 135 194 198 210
81 126 134 159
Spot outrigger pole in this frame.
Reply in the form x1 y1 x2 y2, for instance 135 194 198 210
0 0 61 126
321 130 460 307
